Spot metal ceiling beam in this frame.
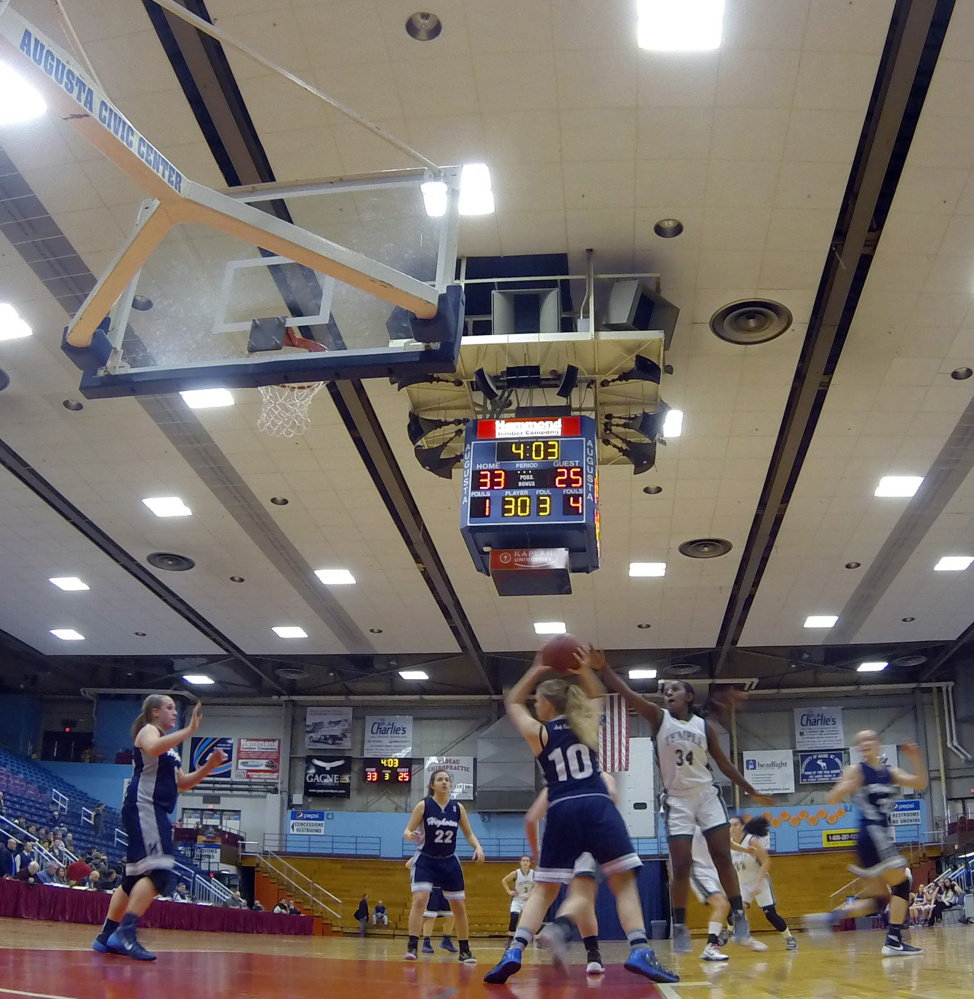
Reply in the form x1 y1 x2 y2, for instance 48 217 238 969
714 0 954 676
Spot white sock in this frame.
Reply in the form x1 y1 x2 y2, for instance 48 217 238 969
708 921 723 938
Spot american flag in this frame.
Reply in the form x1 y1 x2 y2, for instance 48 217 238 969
599 694 629 772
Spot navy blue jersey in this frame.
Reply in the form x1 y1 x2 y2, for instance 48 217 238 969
853 761 896 830
126 743 181 814
538 716 608 804
419 797 461 858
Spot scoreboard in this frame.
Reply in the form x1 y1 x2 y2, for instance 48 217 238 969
363 758 412 783
460 416 600 584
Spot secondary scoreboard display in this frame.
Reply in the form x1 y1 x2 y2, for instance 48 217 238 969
363 758 413 783
460 416 600 582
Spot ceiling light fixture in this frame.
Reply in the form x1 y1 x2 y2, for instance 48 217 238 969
0 303 33 340
179 388 234 409
628 668 658 679
458 163 494 216
142 496 192 517
629 562 666 577
272 626 308 638
653 218 684 238
874 475 923 498
314 569 356 585
0 63 46 125
399 670 429 680
182 673 215 685
50 629 84 641
534 621 567 635
421 180 448 218
49 577 89 591
857 662 887 673
636 0 725 52
804 615 838 629
934 555 974 572
662 409 683 438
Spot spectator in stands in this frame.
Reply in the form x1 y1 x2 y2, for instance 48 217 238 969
99 868 119 892
373 900 388 927
288 899 301 915
14 861 41 884
51 835 67 863
49 804 61 829
66 858 92 886
1 838 17 878
26 823 37 837
15 839 36 874
0 789 5 815
172 882 190 902
253 900 264 911
227 891 247 908
64 832 75 854
56 866 68 885
273 898 289 914
354 894 370 936
93 803 106 838
37 862 59 885
14 816 26 830
37 827 48 843
85 870 101 890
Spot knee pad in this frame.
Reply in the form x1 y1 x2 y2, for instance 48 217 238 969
891 880 910 902
761 904 788 932
508 913 519 932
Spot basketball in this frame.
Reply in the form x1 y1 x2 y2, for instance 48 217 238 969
540 634 585 673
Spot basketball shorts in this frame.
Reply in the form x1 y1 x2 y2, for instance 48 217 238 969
536 794 641 885
857 824 906 877
662 784 728 839
690 855 723 903
411 853 465 900
742 876 775 908
122 799 175 876
424 886 452 917
510 895 527 915
573 852 598 880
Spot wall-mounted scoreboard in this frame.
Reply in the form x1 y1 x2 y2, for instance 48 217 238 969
363 758 413 783
460 416 599 593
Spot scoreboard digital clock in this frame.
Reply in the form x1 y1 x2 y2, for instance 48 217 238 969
363 758 413 783
460 416 600 591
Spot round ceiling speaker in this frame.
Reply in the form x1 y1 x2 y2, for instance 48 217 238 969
679 538 733 559
890 654 927 668
710 299 793 345
665 663 701 677
275 667 309 680
146 552 196 571
405 12 442 40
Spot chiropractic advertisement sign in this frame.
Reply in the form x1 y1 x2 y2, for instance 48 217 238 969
424 756 474 800
363 715 413 756
742 750 795 794
794 707 844 750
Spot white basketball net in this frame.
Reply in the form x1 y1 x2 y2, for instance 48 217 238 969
257 383 324 437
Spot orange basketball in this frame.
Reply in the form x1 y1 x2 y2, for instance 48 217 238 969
539 634 585 673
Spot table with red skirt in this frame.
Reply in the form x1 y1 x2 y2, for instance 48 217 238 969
0 879 312 935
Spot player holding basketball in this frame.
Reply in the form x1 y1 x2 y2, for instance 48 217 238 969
402 769 483 964
501 857 535 945
804 733 927 956
484 650 678 985
92 696 224 960
598 666 772 953
728 816 797 949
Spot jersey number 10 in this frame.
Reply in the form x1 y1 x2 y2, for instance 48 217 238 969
548 744 595 781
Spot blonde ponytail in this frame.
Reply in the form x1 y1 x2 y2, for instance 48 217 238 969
536 677 601 751
130 694 170 740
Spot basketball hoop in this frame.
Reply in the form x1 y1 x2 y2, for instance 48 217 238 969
257 382 324 438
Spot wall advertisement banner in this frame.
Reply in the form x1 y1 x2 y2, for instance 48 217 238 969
794 707 844 750
288 810 326 835
304 756 352 798
799 751 845 784
823 829 858 848
234 738 281 781
424 756 474 800
891 800 921 825
742 750 795 794
305 706 352 751
189 736 233 778
363 715 413 756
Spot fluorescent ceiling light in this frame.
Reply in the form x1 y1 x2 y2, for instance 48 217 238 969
637 0 725 52
272 625 308 638
421 180 448 218
179 388 234 409
629 668 658 679
142 496 192 518
50 629 84 641
182 674 215 685
49 577 89 591
0 303 33 340
874 475 923 498
804 615 838 629
314 569 356 585
0 63 46 125
857 662 887 673
399 670 429 680
630 562 666 577
534 621 567 635
662 409 683 438
458 163 494 216
934 555 974 572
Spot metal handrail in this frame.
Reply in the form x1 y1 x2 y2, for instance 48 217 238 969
830 877 863 902
260 849 341 921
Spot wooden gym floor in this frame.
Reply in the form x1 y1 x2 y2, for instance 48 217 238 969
1 918 972 999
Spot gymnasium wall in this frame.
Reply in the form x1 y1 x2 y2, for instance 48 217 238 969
0 692 42 756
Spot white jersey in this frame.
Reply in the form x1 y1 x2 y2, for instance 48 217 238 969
656 710 712 795
513 868 534 899
733 832 770 890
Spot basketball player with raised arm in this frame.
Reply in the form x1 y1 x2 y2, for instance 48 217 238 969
598 666 772 954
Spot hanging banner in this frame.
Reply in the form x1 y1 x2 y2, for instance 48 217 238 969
849 743 898 770
799 751 845 784
794 707 844 750
742 750 795 794
304 756 352 798
305 706 352 750
234 738 281 781
189 736 233 778
424 756 474 800
363 715 413 756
